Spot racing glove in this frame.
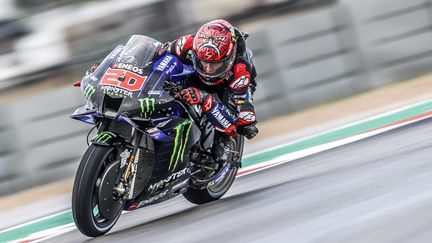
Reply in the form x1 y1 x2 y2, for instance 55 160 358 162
179 87 214 111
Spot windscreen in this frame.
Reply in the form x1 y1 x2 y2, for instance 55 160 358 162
80 35 183 119
118 35 163 67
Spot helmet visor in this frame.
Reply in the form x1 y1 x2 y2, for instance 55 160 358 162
192 49 236 80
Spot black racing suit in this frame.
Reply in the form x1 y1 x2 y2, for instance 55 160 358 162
168 29 258 162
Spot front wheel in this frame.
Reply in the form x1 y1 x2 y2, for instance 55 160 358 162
72 144 124 237
183 136 244 204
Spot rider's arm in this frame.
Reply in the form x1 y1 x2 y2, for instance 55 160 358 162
165 34 195 64
202 64 257 137
227 62 257 127
178 87 238 135
202 98 238 136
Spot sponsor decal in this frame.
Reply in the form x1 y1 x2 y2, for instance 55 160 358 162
117 62 144 75
239 110 256 123
95 131 115 143
209 166 230 187
233 94 247 105
176 36 186 56
137 178 189 208
211 108 231 129
233 94 247 99
101 85 133 98
147 127 158 134
169 119 193 172
120 149 131 168
202 96 213 112
100 68 147 92
84 84 96 99
235 99 245 105
186 50 193 61
137 190 169 208
167 61 177 74
139 98 156 119
156 55 173 71
146 127 161 139
229 76 250 90
148 167 189 192
148 90 162 95
171 179 189 192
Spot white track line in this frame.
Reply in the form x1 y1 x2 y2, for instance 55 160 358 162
237 111 432 177
243 99 431 159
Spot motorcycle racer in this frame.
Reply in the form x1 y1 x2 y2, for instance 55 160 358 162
168 19 259 164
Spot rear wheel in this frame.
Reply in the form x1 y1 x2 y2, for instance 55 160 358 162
72 144 124 237
183 136 244 204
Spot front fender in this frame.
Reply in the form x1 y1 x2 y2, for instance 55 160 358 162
92 131 124 146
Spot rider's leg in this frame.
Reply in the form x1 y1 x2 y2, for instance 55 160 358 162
211 131 232 163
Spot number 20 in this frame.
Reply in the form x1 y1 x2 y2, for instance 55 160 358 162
100 68 147 91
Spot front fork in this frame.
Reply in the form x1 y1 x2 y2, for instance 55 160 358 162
115 129 143 200
95 118 145 200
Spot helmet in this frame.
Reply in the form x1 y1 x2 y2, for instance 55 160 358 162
192 19 237 86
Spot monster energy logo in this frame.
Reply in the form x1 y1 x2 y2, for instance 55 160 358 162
139 98 156 119
84 84 96 98
168 119 192 172
95 132 114 143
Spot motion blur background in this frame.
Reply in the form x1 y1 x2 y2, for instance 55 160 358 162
0 0 431 196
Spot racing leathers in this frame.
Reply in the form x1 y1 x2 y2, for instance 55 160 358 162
168 29 258 163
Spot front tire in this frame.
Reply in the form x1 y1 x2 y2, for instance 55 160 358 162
183 136 244 204
72 144 123 237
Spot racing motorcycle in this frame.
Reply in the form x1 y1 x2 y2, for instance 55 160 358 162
71 35 243 237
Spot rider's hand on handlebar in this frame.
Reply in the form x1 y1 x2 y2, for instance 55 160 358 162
178 87 214 110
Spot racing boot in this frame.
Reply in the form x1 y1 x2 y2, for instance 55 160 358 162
237 122 258 139
212 132 232 165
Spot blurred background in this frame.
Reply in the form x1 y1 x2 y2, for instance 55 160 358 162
0 0 431 196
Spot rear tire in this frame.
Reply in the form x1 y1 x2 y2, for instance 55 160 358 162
72 144 123 237
183 136 244 204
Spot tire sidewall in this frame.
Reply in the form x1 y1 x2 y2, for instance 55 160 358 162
72 144 121 237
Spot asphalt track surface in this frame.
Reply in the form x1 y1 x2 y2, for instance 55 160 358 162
47 118 432 243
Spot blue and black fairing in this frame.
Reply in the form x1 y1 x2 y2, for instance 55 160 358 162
71 35 199 143
71 44 125 124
